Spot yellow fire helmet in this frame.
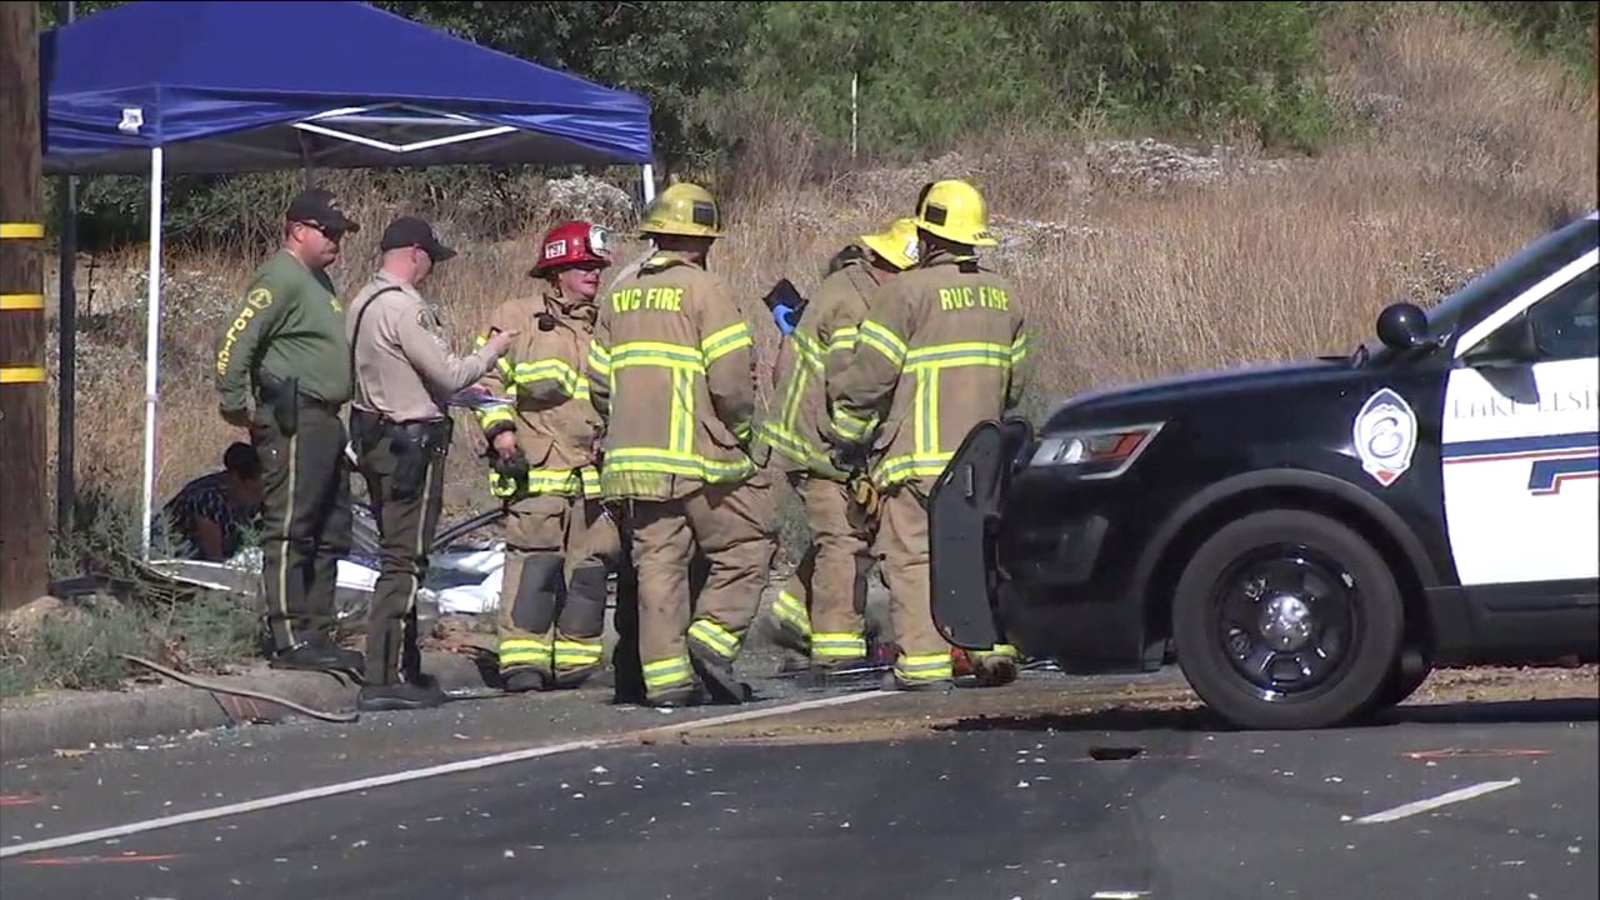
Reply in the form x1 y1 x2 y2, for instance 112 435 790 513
639 182 724 239
913 179 997 247
859 217 921 270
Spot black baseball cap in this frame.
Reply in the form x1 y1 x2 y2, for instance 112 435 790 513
380 216 457 263
285 188 360 233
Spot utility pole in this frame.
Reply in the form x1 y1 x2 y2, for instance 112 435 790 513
0 0 49 610
57 1 78 538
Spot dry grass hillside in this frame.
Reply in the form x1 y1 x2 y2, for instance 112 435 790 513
39 3 1599 553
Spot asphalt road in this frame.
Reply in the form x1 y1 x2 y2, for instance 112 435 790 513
2 670 1595 900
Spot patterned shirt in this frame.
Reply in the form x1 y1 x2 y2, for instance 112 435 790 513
161 472 262 560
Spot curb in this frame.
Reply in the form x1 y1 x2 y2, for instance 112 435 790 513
0 651 489 763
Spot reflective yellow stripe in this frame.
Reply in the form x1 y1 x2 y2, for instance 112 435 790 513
0 367 47 384
513 358 585 396
982 644 1019 660
688 618 741 660
554 640 603 665
904 341 1013 368
489 467 584 498
477 335 516 380
587 341 612 377
831 406 876 442
477 405 514 429
857 319 908 367
580 466 603 499
772 590 812 637
0 223 44 239
791 330 827 370
1010 335 1028 365
610 341 702 371
827 326 859 354
812 633 866 660
670 368 694 454
915 366 935 460
644 655 693 690
895 653 953 682
872 452 953 488
0 294 45 310
499 637 552 667
701 322 753 366
601 448 755 485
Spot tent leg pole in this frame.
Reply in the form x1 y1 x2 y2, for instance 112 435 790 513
140 146 163 562
641 163 655 206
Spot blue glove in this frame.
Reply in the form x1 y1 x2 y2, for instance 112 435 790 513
772 303 799 336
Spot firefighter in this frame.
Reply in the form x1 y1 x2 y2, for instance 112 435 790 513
756 218 921 674
825 180 1032 691
474 221 624 693
586 182 778 708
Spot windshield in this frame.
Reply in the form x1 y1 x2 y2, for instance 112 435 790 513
1363 214 1599 364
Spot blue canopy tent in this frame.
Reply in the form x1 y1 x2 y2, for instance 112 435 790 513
40 0 657 559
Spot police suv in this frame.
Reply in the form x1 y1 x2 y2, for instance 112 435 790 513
929 211 1599 730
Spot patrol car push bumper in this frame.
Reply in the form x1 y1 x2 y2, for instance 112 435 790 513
928 418 1033 650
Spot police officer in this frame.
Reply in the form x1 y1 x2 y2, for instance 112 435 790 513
757 218 920 675
347 216 518 710
215 187 363 676
471 221 624 694
826 180 1032 691
586 183 779 708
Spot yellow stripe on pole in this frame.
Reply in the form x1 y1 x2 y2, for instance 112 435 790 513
0 222 45 239
0 294 46 310
0 367 47 384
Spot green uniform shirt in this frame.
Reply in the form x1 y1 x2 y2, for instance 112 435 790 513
215 250 352 413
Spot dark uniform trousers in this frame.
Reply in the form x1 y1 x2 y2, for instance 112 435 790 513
255 400 353 653
352 410 451 686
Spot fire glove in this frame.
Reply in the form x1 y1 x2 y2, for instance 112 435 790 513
849 474 881 519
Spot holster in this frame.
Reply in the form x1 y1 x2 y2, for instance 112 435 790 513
355 408 453 501
257 372 300 438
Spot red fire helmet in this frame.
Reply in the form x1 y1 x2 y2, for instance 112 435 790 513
530 221 613 275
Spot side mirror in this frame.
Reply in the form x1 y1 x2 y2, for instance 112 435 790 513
1376 302 1429 351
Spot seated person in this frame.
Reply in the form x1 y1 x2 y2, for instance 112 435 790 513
160 442 266 561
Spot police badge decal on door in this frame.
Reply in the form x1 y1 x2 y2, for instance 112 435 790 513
1354 387 1418 487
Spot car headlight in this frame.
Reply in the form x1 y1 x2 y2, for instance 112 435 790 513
1028 422 1166 479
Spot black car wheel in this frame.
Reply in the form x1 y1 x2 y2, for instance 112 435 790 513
1172 509 1403 730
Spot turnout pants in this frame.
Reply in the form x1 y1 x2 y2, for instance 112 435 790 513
254 401 353 654
876 483 954 687
496 493 623 687
353 413 450 686
772 472 873 665
877 483 1017 688
628 475 778 703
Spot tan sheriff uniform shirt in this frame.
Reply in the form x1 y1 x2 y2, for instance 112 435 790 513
347 270 499 423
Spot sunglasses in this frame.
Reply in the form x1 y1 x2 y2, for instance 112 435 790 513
295 220 346 241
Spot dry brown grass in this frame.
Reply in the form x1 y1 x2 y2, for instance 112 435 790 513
39 3 1599 543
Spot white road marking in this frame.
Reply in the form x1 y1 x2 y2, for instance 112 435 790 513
1352 778 1523 825
0 689 892 859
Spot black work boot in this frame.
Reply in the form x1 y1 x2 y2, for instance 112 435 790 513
270 636 364 678
687 640 751 705
502 667 552 693
358 677 447 712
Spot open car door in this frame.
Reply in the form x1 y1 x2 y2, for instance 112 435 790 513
928 418 1033 650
